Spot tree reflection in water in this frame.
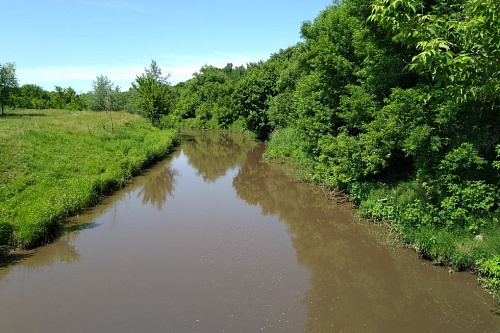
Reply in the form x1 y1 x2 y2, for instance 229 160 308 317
0 231 81 281
181 129 256 183
233 143 494 332
137 165 178 211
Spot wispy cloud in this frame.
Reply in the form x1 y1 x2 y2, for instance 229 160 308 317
16 51 269 92
17 65 143 92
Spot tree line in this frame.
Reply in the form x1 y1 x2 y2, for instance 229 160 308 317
166 0 500 288
0 60 171 125
2 0 499 292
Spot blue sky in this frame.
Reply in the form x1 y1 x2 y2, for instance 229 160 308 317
2 0 332 93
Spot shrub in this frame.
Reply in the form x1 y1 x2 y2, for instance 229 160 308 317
477 256 500 296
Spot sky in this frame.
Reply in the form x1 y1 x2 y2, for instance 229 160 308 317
1 0 332 93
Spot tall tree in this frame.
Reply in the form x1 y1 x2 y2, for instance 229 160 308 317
0 62 19 115
88 75 123 131
133 60 171 126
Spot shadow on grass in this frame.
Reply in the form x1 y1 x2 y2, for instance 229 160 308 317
1 112 47 118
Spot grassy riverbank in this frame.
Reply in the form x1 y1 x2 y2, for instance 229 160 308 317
265 128 500 300
0 109 178 252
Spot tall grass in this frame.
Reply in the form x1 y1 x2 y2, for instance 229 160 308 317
0 109 178 250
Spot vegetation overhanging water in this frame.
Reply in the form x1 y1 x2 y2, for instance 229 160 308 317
0 129 499 332
1 0 499 303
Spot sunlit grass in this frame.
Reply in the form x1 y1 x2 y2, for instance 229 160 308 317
0 109 178 250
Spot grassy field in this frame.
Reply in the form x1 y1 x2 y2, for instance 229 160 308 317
0 109 178 252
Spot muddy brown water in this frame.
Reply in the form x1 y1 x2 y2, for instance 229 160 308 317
1 130 499 332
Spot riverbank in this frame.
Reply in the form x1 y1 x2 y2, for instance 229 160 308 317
264 128 500 301
0 109 178 253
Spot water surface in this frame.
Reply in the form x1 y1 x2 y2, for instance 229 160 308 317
0 130 499 332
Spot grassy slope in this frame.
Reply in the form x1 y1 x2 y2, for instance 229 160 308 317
0 109 178 250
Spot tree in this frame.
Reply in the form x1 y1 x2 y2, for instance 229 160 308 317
88 75 123 111
12 84 49 109
0 62 19 115
48 86 85 110
88 75 124 131
133 60 171 126
369 0 500 105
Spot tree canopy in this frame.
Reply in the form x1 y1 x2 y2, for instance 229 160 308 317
0 62 19 115
87 75 123 112
132 60 172 126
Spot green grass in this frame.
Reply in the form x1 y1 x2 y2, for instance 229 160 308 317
264 128 316 182
0 109 178 251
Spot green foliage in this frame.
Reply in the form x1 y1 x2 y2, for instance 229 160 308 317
412 227 457 265
0 62 19 115
493 145 500 173
11 84 49 109
370 0 500 105
49 86 86 110
232 63 277 138
338 85 377 134
315 132 363 187
166 0 500 297
423 143 499 233
87 75 124 112
10 84 86 111
293 71 337 152
0 109 178 249
133 60 172 126
264 127 315 170
170 63 247 130
0 222 14 256
477 256 500 295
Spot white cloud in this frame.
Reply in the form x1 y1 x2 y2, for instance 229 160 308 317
17 66 142 93
16 52 269 93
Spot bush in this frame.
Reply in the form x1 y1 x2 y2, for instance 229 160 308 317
477 256 500 296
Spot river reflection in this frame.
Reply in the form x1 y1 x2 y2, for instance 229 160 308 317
137 164 177 210
234 144 500 332
0 130 499 332
181 129 256 182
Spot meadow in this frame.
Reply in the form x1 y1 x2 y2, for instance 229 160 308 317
0 109 178 252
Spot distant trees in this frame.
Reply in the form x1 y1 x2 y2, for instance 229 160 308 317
49 86 86 110
133 60 172 126
11 84 85 111
12 84 48 109
0 62 19 115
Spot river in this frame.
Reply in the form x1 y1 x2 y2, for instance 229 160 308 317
0 130 499 332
